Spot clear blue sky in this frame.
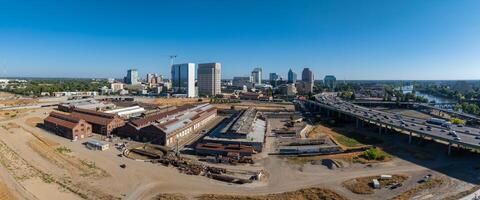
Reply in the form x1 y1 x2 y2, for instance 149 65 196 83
1 0 480 80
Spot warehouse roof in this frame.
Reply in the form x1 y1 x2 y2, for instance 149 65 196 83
44 112 82 129
71 108 118 126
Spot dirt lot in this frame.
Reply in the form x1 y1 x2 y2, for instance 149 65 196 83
342 175 408 194
146 98 205 106
0 99 38 107
0 106 477 200
197 187 348 200
391 178 443 200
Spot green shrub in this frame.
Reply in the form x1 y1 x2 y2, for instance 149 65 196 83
359 148 387 161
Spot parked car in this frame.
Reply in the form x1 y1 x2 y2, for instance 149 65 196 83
390 183 402 190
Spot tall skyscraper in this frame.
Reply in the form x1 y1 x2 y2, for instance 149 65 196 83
251 67 262 84
298 68 314 94
197 63 221 96
125 69 139 85
302 68 314 83
171 63 195 97
287 69 297 84
269 73 279 86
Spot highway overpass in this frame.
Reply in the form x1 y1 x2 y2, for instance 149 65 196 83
300 93 480 155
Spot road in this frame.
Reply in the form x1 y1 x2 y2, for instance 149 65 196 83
305 93 480 151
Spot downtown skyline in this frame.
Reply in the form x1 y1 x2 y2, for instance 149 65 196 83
1 0 480 80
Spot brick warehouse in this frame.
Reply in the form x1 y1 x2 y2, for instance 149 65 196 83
117 104 217 146
71 108 125 136
43 112 92 140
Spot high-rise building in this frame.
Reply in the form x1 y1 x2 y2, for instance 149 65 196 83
269 73 279 87
324 75 337 91
269 73 279 81
287 69 297 84
125 69 139 85
251 68 262 84
171 63 195 97
146 73 157 84
197 63 221 96
302 68 314 83
297 68 314 94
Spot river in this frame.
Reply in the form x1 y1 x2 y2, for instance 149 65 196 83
402 90 457 104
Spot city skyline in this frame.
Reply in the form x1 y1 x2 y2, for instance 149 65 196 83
1 0 480 80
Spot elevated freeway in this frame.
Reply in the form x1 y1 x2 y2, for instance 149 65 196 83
351 99 480 124
301 93 480 155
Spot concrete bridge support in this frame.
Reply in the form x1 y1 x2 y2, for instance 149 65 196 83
448 142 452 155
408 132 412 144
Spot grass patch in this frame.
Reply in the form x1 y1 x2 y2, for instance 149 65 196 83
334 134 365 147
40 173 55 183
79 159 98 170
54 146 72 154
343 175 408 195
391 178 443 200
353 147 391 163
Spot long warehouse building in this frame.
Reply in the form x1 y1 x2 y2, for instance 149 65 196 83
117 104 217 146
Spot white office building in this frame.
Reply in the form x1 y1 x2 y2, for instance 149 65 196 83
251 67 262 84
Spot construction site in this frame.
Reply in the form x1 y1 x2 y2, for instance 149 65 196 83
0 94 478 200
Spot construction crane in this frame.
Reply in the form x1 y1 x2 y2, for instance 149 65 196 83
169 55 177 66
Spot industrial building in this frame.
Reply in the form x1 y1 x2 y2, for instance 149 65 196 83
52 91 98 97
71 108 125 136
195 143 255 157
104 106 145 119
117 104 217 146
58 98 115 112
43 112 92 141
202 108 266 152
85 139 109 151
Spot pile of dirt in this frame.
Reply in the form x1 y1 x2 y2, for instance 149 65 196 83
391 178 443 200
197 187 348 200
343 175 408 195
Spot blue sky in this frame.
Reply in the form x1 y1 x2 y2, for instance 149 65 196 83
1 0 480 80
